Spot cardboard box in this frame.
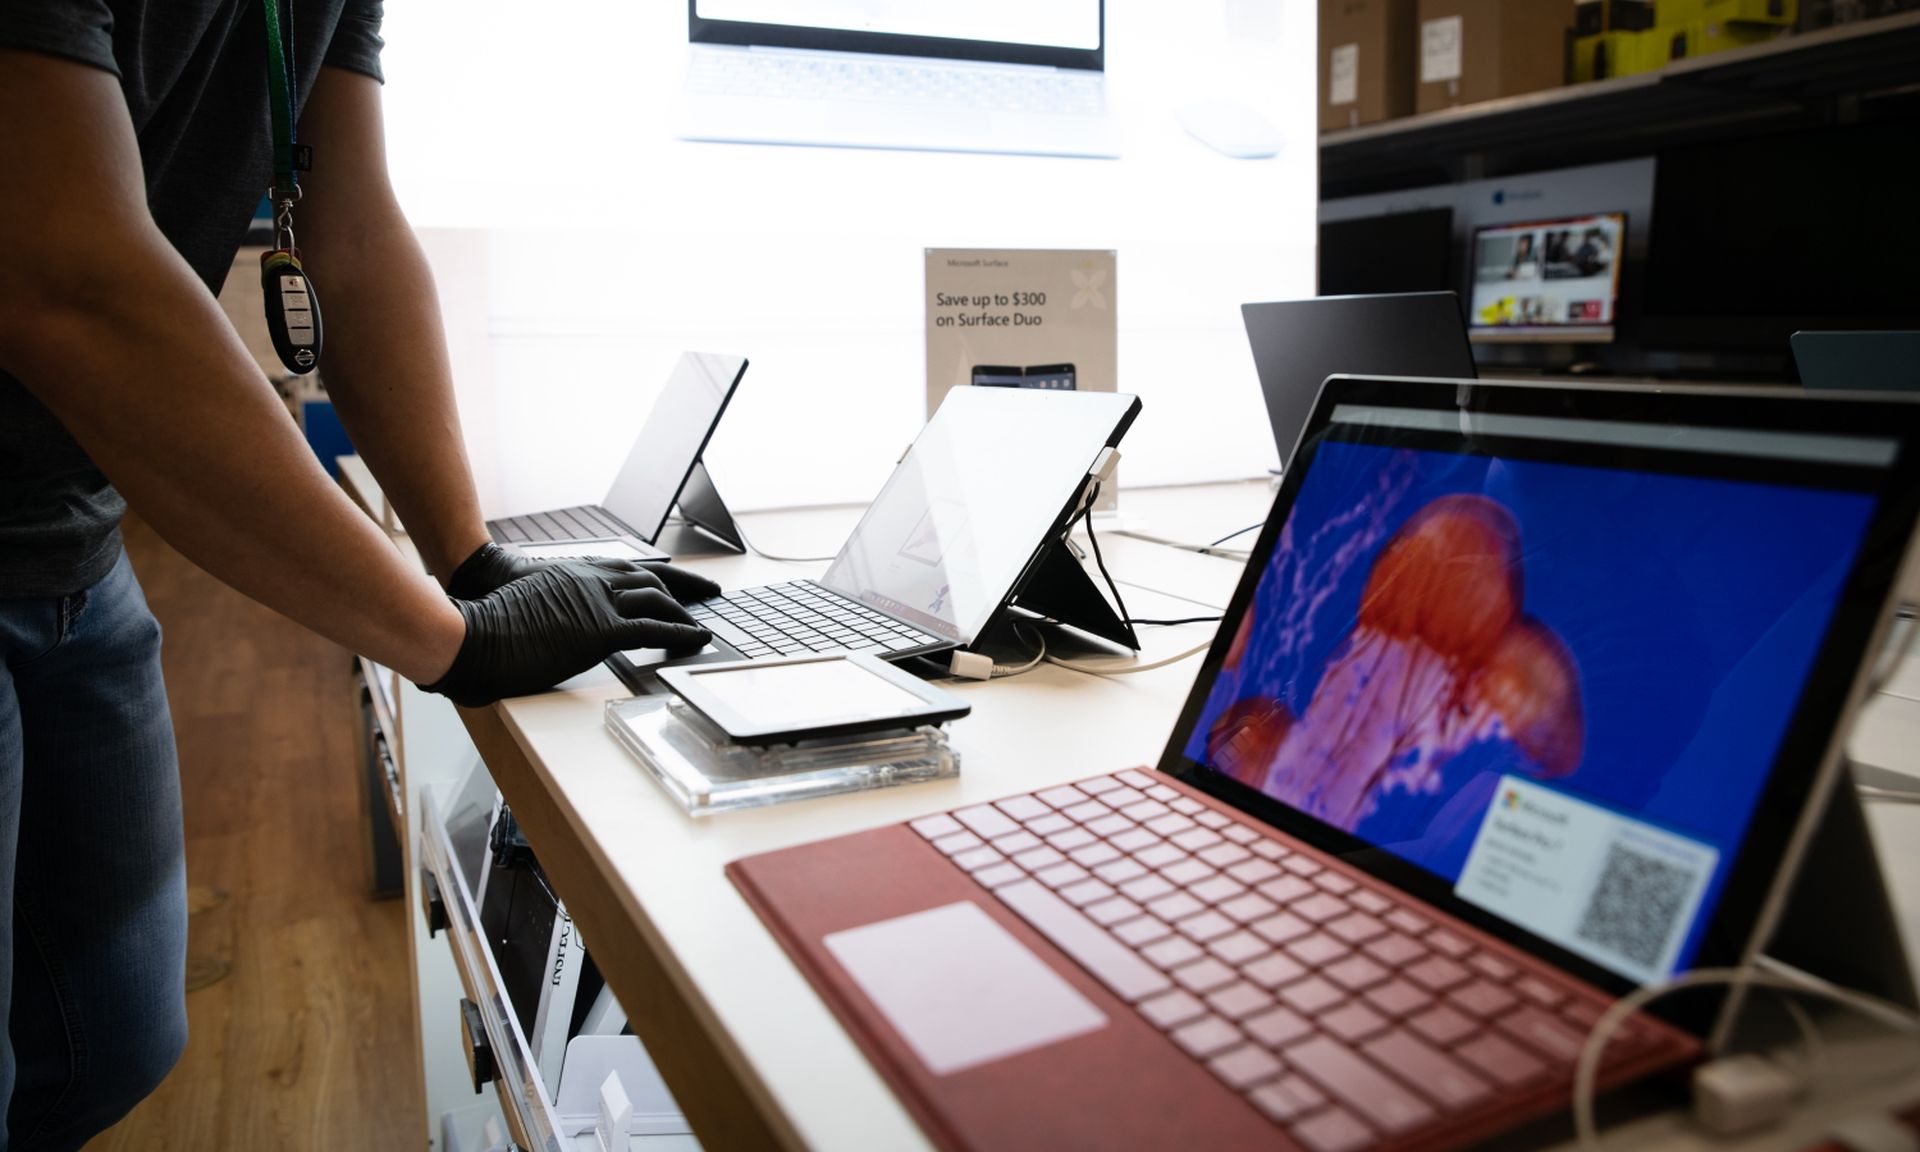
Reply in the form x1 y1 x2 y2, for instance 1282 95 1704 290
1416 0 1574 113
1320 0 1418 132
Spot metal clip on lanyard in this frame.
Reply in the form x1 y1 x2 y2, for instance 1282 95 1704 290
260 0 322 375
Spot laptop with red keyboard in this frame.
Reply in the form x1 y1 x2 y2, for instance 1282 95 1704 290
729 375 1920 1151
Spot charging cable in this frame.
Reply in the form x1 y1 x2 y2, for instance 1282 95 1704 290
1043 636 1216 679
1028 478 1219 677
1114 520 1262 560
728 520 839 564
1573 962 1920 1151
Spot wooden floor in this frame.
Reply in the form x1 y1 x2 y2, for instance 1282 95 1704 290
84 517 425 1150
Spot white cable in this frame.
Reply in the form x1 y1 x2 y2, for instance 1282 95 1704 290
1114 577 1229 615
727 520 838 564
1110 528 1254 561
1859 784 1920 804
1573 964 1920 1151
992 624 1049 679
1776 995 1826 1085
1043 636 1214 678
1865 605 1920 697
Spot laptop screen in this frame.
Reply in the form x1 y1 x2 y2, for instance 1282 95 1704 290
602 352 747 542
820 387 1138 645
694 1 1102 52
1240 293 1475 472
1167 382 1906 990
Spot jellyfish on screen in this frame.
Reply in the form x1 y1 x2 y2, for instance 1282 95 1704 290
1208 492 1584 832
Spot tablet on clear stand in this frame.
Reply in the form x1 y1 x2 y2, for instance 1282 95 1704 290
606 696 958 817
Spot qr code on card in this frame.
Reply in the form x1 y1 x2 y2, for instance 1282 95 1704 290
1574 842 1696 970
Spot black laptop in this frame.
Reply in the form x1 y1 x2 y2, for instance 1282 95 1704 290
1242 293 1475 470
1794 331 1920 393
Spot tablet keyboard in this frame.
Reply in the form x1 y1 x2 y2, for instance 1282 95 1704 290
686 581 947 661
908 771 1680 1152
489 504 635 545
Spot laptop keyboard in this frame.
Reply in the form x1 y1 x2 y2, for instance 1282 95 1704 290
685 580 947 661
686 49 1107 118
909 771 1669 1152
489 504 633 545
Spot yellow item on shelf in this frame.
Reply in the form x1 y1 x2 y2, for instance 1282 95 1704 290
1573 31 1658 80
1688 13 1789 55
1700 0 1797 25
1653 0 1706 23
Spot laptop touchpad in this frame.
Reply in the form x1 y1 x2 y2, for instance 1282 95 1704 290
823 902 1106 1076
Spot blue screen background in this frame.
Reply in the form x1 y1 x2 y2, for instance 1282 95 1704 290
1184 439 1876 972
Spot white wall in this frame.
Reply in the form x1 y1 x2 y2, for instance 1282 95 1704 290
380 0 1317 517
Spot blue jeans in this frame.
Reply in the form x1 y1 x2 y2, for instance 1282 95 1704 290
0 550 187 1152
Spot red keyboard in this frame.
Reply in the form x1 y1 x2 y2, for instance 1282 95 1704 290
906 770 1692 1152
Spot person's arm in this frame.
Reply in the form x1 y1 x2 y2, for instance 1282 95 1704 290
292 66 490 585
0 49 465 685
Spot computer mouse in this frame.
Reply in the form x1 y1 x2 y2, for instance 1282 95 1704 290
1176 100 1284 159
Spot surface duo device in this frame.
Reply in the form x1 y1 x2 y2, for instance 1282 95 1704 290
1241 292 1475 471
972 364 1077 391
486 351 750 560
611 387 1143 688
730 374 1920 1150
660 653 970 745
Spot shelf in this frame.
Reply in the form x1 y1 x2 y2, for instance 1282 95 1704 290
419 786 573 1152
1320 11 1920 196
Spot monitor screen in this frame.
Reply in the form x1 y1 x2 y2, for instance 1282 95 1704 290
821 387 1136 644
1641 121 1920 352
1467 214 1626 343
1177 399 1888 985
692 1 1102 52
601 352 748 542
1319 209 1455 298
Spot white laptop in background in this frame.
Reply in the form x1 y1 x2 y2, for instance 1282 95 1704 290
677 1 1120 159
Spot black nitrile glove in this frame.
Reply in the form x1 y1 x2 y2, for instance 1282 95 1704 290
424 561 713 707
446 541 722 604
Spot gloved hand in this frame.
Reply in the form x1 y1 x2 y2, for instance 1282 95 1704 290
424 561 713 707
446 541 721 604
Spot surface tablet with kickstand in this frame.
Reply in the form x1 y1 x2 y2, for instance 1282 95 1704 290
487 351 750 557
613 386 1142 688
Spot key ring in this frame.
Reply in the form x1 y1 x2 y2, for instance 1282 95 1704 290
274 198 298 254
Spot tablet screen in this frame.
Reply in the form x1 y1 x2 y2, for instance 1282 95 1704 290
686 659 933 731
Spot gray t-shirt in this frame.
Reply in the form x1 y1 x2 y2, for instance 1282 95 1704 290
0 1 384 597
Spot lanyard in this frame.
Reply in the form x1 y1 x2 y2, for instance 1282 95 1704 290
259 0 323 375
261 0 301 204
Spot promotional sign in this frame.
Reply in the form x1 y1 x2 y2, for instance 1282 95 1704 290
925 248 1117 411
925 249 1119 507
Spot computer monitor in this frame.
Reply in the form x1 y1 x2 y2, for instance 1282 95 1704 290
1318 208 1454 298
1467 213 1627 344
688 1 1104 68
1642 122 1920 354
